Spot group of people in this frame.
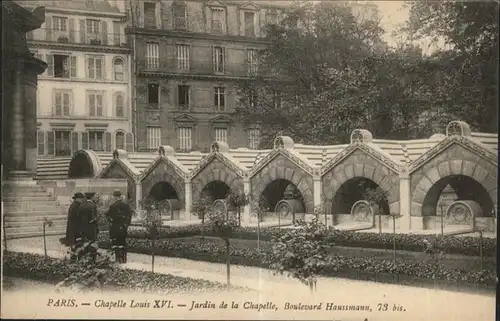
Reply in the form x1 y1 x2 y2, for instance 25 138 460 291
61 190 133 264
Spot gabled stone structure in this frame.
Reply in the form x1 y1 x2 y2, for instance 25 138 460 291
51 121 498 233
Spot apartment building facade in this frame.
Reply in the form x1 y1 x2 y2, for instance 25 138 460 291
127 0 289 152
19 0 134 157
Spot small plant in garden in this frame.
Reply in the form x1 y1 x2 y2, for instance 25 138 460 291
253 198 270 250
228 191 250 227
265 217 333 293
42 217 54 259
207 207 239 288
57 241 117 292
139 197 165 273
423 238 446 288
191 195 213 240
362 184 389 233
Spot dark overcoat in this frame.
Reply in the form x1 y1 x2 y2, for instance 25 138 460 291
78 200 99 241
105 200 132 240
64 201 80 246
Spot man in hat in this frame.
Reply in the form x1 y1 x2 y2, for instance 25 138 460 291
79 192 99 242
105 190 132 263
61 192 85 247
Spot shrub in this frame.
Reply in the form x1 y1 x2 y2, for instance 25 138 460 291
3 251 247 294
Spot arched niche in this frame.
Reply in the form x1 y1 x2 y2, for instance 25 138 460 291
68 150 102 178
331 177 390 215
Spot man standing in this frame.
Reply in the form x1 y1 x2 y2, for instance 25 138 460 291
61 192 84 247
79 192 99 242
105 190 132 263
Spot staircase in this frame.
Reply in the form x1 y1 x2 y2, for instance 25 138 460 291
2 183 67 239
36 156 72 180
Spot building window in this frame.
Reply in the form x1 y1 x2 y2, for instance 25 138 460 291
248 128 260 149
147 126 161 149
87 56 103 79
211 8 225 33
143 2 157 28
52 16 68 31
55 130 72 156
176 44 190 71
115 131 125 150
113 21 121 45
113 57 125 81
213 46 224 73
247 49 258 74
178 127 192 152
53 90 71 116
115 93 125 117
244 12 255 37
87 91 104 117
37 131 45 156
215 128 227 143
51 54 76 78
88 131 104 151
146 42 159 68
173 2 187 30
178 85 189 108
86 19 101 44
147 83 160 106
248 90 258 109
214 87 225 111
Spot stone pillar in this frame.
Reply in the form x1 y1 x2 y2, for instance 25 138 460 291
10 60 26 172
313 174 322 209
135 181 142 213
24 62 39 175
185 179 192 220
399 171 411 230
243 176 251 224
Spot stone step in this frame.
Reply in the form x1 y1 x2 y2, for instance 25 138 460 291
3 195 56 201
5 219 67 228
2 201 60 209
4 208 66 216
5 228 66 240
3 191 52 197
4 214 67 221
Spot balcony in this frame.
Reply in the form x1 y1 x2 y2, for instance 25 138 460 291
137 58 273 79
26 28 128 47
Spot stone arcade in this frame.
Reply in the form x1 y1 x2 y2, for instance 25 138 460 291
61 120 497 234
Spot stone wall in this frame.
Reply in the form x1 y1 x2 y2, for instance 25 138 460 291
191 158 243 202
141 159 186 206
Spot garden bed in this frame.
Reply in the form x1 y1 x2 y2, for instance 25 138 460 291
127 224 496 257
96 234 496 291
2 251 247 294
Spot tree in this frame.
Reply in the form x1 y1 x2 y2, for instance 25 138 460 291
400 1 499 133
227 191 250 227
265 217 333 293
236 1 439 146
139 197 165 273
207 206 239 288
253 198 270 251
191 195 213 240
361 183 389 234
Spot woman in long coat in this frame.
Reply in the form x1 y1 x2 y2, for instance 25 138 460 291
61 193 84 246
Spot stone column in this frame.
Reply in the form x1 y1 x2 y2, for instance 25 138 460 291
399 171 411 230
10 60 26 172
184 179 192 220
313 174 322 209
243 176 251 225
135 181 142 213
24 62 39 175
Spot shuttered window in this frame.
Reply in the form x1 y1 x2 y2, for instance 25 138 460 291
115 92 125 117
53 90 72 116
115 131 125 150
146 42 159 68
147 127 161 150
248 129 260 149
178 127 192 152
87 91 104 117
247 49 258 74
215 128 227 143
214 87 225 111
37 131 45 156
176 44 190 71
88 131 104 151
87 56 103 79
213 46 224 73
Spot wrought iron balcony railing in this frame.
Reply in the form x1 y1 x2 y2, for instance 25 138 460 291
26 28 128 47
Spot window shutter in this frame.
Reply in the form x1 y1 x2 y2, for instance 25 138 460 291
101 21 108 45
45 16 52 41
63 93 70 116
79 19 86 44
47 131 55 156
125 133 134 152
46 54 54 76
68 18 75 42
71 131 79 154
37 131 45 156
70 56 77 77
105 132 112 151
211 45 215 71
81 132 89 150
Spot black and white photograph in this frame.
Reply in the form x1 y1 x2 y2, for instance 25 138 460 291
1 0 497 320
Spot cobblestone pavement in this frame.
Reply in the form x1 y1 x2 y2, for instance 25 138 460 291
3 236 495 321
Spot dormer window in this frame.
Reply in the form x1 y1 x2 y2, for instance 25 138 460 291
211 8 226 34
172 1 187 30
244 12 255 37
143 2 158 29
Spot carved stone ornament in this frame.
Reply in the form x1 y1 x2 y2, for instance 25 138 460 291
211 142 220 153
213 199 228 216
446 202 472 225
446 121 472 137
274 137 285 149
351 200 374 223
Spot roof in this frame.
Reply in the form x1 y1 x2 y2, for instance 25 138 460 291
16 0 121 14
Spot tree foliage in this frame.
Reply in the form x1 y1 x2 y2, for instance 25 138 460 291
265 218 334 290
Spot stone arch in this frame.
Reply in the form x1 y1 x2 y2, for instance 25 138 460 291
251 154 314 213
261 179 305 213
149 181 180 201
322 151 400 215
99 160 137 206
141 158 185 206
331 177 390 215
200 180 232 201
191 158 243 203
411 160 497 217
68 150 102 178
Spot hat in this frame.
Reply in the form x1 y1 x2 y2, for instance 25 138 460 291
72 192 85 199
84 192 96 199
112 190 122 197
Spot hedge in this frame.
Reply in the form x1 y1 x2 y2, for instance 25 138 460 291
97 234 496 290
127 224 496 257
2 251 246 294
